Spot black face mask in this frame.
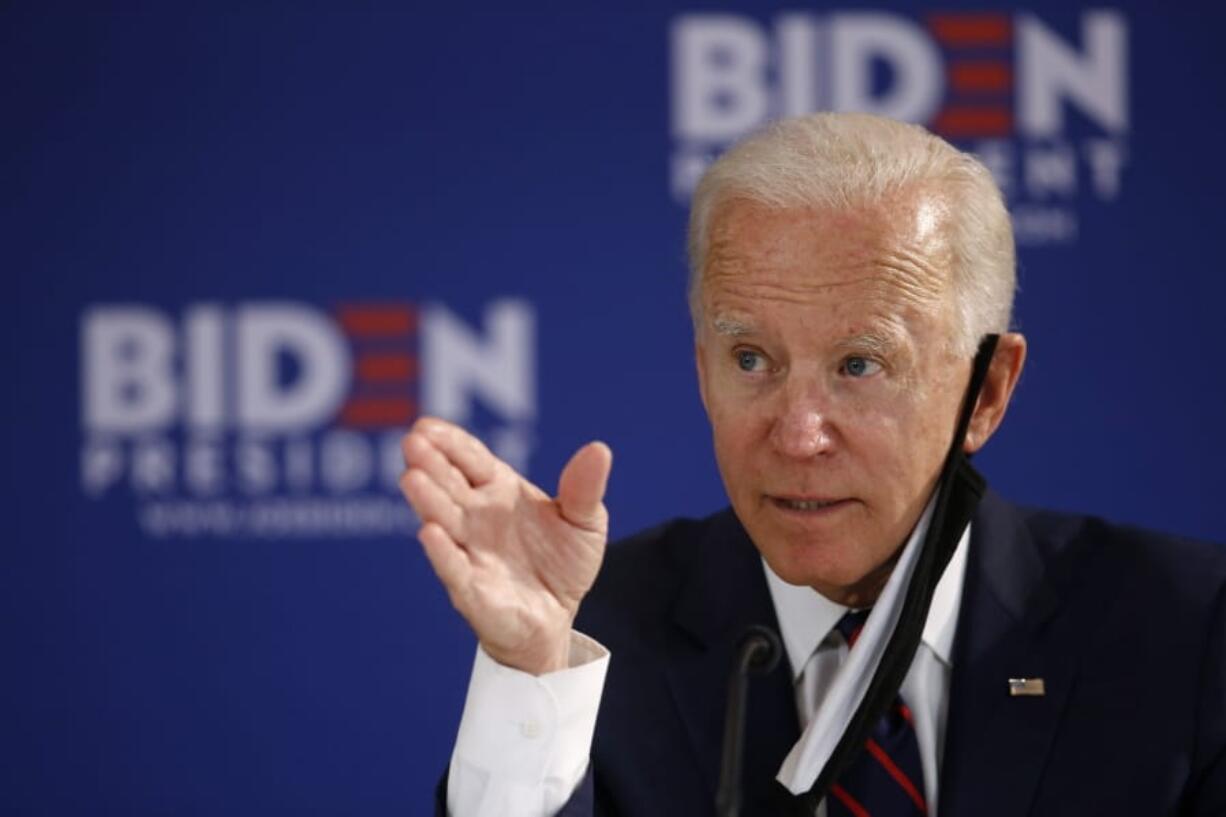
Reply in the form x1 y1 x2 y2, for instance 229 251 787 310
782 333 1001 815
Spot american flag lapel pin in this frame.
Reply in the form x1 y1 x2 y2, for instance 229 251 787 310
1008 677 1046 697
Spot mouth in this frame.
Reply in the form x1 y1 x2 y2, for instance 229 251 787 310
768 496 855 513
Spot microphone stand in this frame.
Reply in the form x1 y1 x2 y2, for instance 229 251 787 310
715 625 783 817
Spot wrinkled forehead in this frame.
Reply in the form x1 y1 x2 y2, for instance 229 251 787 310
698 193 957 322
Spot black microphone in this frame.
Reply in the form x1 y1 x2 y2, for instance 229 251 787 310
715 624 783 817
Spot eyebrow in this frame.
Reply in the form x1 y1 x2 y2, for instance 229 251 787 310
709 314 910 356
835 327 906 356
711 316 755 336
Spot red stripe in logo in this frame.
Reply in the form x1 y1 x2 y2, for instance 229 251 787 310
932 107 1013 138
340 397 417 427
356 353 417 383
928 14 1012 48
949 61 1012 94
337 304 417 338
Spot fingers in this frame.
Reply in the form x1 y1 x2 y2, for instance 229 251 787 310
556 441 613 532
401 429 472 500
418 521 472 597
399 468 466 542
407 418 500 487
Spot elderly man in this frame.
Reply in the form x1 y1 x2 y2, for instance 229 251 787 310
401 113 1226 816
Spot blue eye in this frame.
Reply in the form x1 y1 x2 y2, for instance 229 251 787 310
736 350 765 372
843 356 881 378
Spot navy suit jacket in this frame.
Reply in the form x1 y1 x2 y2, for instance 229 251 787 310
439 491 1226 815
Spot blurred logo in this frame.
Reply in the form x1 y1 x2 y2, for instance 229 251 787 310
79 300 535 539
669 10 1128 244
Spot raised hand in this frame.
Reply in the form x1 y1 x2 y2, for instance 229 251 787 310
399 417 613 675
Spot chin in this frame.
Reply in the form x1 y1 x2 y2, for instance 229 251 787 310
758 540 855 590
751 522 889 599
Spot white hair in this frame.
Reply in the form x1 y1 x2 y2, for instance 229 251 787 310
687 112 1015 357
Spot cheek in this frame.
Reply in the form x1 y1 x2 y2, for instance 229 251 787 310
843 386 914 441
843 396 939 487
709 405 754 458
707 404 771 483
869 391 959 485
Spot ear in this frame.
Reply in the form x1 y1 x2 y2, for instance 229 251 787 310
963 332 1027 454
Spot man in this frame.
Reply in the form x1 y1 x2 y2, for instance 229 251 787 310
401 113 1226 816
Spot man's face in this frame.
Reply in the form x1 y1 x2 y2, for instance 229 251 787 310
695 195 972 606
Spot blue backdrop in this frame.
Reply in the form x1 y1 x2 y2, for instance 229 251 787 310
6 2 1225 814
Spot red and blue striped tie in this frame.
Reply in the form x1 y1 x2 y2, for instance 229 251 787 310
827 610 928 817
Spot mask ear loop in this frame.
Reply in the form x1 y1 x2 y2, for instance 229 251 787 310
790 333 1001 815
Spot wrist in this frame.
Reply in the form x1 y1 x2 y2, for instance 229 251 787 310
483 630 573 676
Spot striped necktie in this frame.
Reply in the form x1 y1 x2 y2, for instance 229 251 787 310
826 610 928 817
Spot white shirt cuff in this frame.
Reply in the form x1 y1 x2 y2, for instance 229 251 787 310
447 631 609 817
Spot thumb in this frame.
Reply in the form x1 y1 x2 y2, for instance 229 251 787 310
556 441 613 532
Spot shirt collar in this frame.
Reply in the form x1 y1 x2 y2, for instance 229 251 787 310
763 520 970 682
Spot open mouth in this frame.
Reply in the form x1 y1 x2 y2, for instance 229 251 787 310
770 496 852 512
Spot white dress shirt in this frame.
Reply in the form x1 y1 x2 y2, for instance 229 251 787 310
766 520 968 815
447 632 610 817
446 521 969 817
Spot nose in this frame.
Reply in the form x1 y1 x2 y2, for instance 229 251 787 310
769 379 836 459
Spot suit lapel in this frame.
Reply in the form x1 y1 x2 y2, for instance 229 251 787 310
662 511 801 816
659 494 1081 816
940 491 1076 817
